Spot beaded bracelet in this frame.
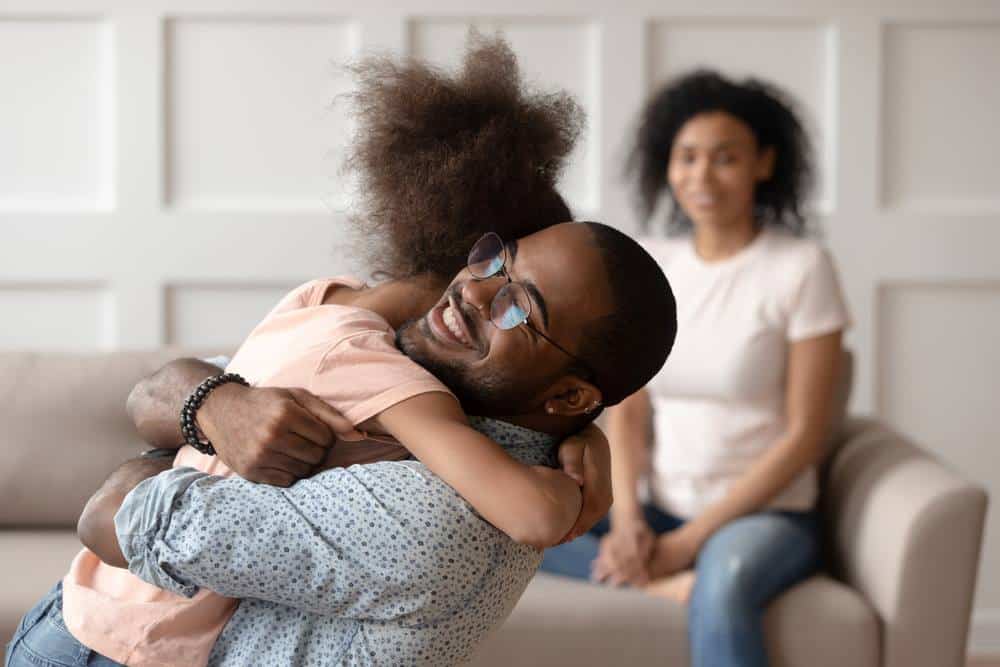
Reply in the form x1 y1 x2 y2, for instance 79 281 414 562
179 372 249 456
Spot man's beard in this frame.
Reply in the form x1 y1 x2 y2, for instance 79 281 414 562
395 317 529 416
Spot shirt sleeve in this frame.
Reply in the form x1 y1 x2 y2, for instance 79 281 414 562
310 329 454 426
201 355 231 371
114 463 500 625
264 277 366 316
786 245 851 342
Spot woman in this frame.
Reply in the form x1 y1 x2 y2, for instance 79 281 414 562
540 70 850 667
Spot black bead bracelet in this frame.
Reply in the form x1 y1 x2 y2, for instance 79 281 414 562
180 372 249 456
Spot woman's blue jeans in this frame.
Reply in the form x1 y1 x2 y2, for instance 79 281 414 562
540 505 822 667
5 582 123 667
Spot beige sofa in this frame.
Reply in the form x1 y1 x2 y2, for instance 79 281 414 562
0 350 989 667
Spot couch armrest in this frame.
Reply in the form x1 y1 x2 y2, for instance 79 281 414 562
823 417 988 667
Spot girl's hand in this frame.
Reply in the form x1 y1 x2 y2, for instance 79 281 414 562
555 424 613 543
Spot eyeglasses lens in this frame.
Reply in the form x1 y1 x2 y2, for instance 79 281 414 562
491 284 531 331
467 233 505 279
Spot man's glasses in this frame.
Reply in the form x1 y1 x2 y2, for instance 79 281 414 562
467 232 599 388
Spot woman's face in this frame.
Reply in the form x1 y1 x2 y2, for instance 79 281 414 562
667 111 774 232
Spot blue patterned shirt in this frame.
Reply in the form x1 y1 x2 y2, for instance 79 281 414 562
115 417 558 666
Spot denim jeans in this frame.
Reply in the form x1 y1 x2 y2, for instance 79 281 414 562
540 504 822 667
5 582 123 667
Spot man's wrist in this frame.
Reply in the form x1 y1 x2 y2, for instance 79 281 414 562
195 382 244 443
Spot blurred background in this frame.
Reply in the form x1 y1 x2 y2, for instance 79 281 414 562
1 0 997 659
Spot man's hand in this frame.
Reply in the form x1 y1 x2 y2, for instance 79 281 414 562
198 384 362 487
591 514 655 586
555 424 613 544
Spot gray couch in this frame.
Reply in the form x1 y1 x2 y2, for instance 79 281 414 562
0 350 989 666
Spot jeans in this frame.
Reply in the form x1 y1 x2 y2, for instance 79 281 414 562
540 505 822 667
5 582 124 667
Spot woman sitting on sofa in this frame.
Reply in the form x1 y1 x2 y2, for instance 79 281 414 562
540 69 850 667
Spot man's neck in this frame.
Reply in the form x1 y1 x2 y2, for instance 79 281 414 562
488 412 586 439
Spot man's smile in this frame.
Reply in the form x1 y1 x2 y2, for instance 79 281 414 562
426 293 483 354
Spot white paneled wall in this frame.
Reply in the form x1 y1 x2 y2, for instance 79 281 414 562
165 18 359 211
0 19 113 211
2 0 999 654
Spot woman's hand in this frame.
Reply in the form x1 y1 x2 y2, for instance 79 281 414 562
199 384 362 486
590 514 655 586
555 424 613 543
648 525 701 579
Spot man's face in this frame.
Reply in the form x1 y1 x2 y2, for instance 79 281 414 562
396 223 613 416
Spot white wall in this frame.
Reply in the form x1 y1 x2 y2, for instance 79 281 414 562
2 0 998 654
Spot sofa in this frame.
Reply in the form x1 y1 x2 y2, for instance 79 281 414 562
0 349 989 667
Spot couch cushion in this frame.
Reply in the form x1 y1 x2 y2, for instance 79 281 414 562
471 573 878 667
764 575 880 667
0 349 210 527
0 530 84 646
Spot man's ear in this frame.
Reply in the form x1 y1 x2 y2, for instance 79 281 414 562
541 376 603 418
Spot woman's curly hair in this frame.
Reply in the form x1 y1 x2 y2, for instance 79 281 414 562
627 69 814 235
344 32 584 279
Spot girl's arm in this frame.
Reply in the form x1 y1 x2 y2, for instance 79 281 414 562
649 330 843 578
375 392 583 549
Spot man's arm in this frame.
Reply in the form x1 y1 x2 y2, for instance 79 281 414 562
128 358 350 485
127 358 220 449
106 463 497 624
77 455 174 567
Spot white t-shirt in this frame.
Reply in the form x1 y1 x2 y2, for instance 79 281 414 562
639 227 850 519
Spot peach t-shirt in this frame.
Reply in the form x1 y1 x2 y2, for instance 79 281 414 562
62 277 452 667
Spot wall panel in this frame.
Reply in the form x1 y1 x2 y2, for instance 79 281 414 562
0 284 111 349
165 17 360 211
882 23 1000 213
0 18 112 211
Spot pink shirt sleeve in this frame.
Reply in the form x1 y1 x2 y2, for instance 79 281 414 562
310 326 454 426
265 277 367 317
228 278 452 427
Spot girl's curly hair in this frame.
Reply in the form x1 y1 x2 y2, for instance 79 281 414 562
344 32 584 279
627 69 814 235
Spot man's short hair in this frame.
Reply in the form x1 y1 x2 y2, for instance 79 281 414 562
578 222 677 407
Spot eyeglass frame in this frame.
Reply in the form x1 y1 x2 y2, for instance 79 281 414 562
466 232 601 393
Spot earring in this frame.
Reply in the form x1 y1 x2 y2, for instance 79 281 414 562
546 405 555 414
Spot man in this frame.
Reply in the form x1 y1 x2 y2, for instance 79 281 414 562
6 222 677 666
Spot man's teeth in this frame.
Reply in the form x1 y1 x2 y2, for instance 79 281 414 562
442 306 469 344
